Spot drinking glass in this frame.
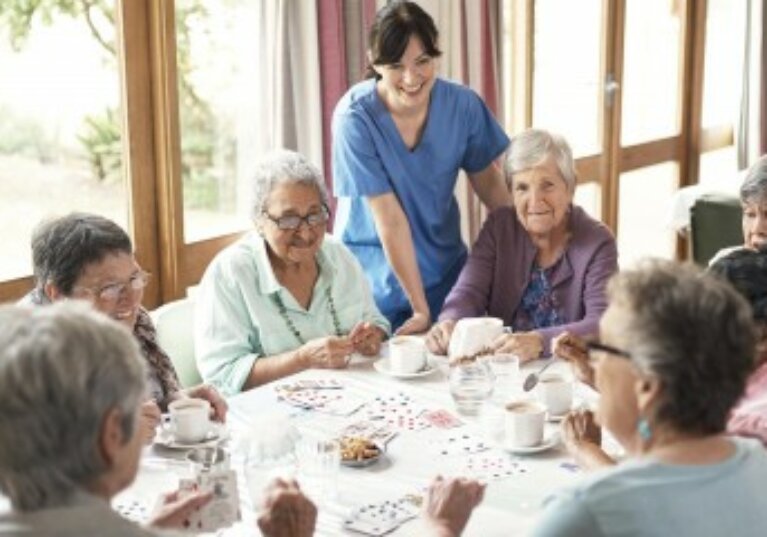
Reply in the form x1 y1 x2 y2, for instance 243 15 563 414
487 353 520 402
295 437 341 503
449 360 494 415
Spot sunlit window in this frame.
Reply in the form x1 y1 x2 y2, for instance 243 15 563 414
0 2 126 280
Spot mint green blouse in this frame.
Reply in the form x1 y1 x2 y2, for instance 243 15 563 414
194 233 390 395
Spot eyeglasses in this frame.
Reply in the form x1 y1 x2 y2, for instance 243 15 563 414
586 341 632 361
262 205 330 231
74 271 151 303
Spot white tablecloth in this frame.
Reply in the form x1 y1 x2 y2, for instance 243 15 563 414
113 354 608 536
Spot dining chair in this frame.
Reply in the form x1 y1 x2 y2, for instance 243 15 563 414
150 297 203 387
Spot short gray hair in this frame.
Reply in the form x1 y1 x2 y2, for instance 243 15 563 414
0 302 146 511
250 150 329 221
740 154 767 204
504 129 577 190
607 259 755 435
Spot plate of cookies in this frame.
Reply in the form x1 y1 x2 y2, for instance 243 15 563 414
338 436 384 468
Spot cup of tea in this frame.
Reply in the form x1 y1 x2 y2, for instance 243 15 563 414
536 374 573 417
448 317 504 358
388 335 427 374
504 401 546 448
167 398 212 443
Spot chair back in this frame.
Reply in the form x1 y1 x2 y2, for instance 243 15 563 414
150 298 202 388
690 193 742 266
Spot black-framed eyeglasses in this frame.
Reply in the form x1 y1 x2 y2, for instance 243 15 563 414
262 205 330 231
74 270 151 303
586 341 632 360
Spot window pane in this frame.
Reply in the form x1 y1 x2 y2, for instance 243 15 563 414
617 163 678 266
701 0 745 128
574 182 601 222
0 2 126 281
176 1 254 243
699 146 741 190
621 0 682 145
533 0 602 157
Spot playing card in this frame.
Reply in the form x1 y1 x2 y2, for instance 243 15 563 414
421 409 463 429
176 470 241 533
339 419 398 446
429 432 490 456
344 497 420 536
114 498 150 523
277 378 343 392
277 387 365 416
362 393 430 431
460 453 529 482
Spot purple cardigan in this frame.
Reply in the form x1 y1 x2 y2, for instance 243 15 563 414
439 205 618 354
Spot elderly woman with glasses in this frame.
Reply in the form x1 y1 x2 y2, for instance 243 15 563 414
22 213 227 444
195 150 390 395
529 260 767 536
426 129 618 361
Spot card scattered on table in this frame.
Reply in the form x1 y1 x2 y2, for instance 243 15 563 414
276 385 366 416
421 409 463 429
276 378 343 391
459 453 529 482
339 419 398 446
343 496 420 536
361 393 430 431
429 432 490 456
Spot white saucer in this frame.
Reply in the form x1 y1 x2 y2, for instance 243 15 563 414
502 432 560 455
373 357 438 379
155 423 227 450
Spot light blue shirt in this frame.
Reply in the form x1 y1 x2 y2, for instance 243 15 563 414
332 78 510 321
532 437 767 537
194 233 390 395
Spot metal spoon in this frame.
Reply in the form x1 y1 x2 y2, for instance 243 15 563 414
522 359 556 392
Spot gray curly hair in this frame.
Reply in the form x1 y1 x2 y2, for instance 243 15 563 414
504 128 577 191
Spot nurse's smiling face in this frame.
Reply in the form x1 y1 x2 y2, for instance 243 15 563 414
373 36 437 115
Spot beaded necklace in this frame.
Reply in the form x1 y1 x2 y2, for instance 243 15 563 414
273 287 342 345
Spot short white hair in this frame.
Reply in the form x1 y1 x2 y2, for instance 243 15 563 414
249 150 329 221
504 129 576 190
0 302 146 511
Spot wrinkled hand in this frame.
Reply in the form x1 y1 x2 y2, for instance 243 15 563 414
423 475 485 537
298 336 354 370
348 322 386 356
490 332 543 363
180 384 228 422
562 409 601 451
140 399 161 445
148 488 213 529
395 310 431 336
425 320 456 356
257 478 317 537
552 332 594 387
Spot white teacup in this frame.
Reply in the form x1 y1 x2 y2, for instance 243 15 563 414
388 335 427 374
167 398 212 443
536 374 573 417
448 317 504 358
504 401 546 448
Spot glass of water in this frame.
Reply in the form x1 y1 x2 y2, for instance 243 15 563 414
487 353 520 401
295 437 341 503
449 360 494 415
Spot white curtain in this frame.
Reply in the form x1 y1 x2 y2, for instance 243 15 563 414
737 0 765 168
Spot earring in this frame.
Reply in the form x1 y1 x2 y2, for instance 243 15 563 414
637 417 652 442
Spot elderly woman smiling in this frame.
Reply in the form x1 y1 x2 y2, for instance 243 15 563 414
426 129 618 361
23 213 226 443
196 150 390 395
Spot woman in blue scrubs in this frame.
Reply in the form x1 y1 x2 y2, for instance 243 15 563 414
332 1 510 333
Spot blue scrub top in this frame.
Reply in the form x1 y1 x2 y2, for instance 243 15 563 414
332 78 510 324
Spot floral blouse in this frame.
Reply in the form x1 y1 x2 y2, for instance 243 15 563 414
512 263 565 332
